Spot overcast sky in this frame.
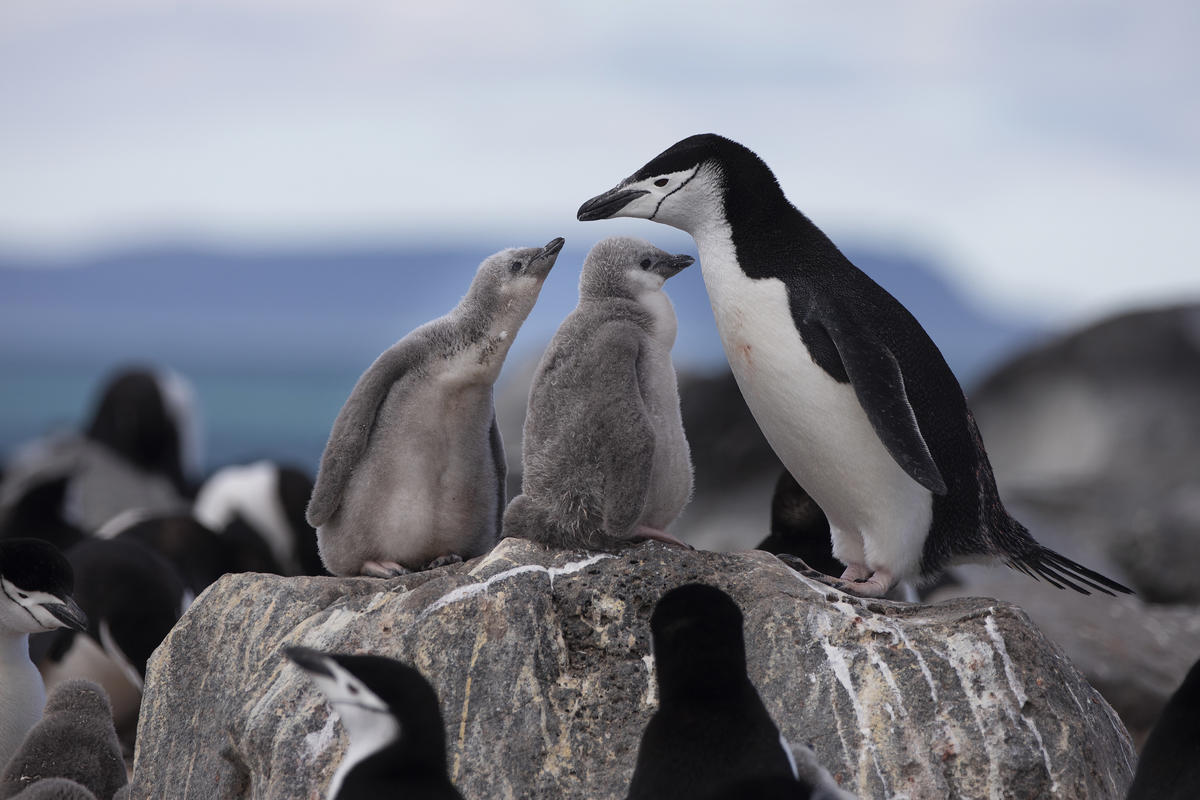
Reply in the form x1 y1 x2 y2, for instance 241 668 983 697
1 1 1197 323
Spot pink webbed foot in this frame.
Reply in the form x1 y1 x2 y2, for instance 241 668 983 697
632 525 695 550
360 560 412 578
776 555 898 598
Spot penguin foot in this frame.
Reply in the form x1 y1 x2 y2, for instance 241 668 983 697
839 564 874 582
632 526 695 550
776 555 898 597
360 560 412 578
424 554 463 570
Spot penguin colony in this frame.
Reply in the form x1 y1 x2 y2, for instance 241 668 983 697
0 134 1151 797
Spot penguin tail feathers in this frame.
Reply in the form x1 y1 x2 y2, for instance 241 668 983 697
1007 547 1133 597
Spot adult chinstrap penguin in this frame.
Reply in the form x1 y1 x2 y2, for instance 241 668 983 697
285 647 465 800
578 133 1131 599
0 539 87 770
625 583 812 800
504 236 695 550
308 238 564 578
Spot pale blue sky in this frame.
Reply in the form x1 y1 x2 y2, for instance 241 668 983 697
2 1 1197 322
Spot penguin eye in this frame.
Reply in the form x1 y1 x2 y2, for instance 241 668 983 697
17 591 28 599
510 260 523 273
654 178 669 187
348 684 360 695
640 259 652 269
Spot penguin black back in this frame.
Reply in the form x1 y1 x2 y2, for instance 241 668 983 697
627 584 802 800
1126 655 1200 800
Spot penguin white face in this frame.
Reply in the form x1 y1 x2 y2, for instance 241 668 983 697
286 647 400 748
0 576 88 635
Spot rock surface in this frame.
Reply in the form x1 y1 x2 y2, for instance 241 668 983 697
128 538 1134 800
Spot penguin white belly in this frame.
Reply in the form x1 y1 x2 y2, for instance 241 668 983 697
332 359 500 569
697 239 932 579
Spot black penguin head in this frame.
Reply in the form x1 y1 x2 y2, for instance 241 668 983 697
579 236 694 300
286 647 449 769
0 538 88 635
650 583 749 702
577 134 781 234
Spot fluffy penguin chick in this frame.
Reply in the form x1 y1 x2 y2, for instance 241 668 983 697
308 239 564 577
626 584 810 800
0 680 126 800
285 647 464 800
1126 655 1200 800
578 133 1132 599
0 539 87 770
505 236 695 550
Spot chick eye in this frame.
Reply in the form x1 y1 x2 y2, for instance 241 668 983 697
640 259 652 269
510 260 523 273
654 178 669 187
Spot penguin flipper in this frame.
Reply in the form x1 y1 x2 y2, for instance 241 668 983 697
488 410 507 538
307 338 427 528
591 324 654 537
823 318 948 495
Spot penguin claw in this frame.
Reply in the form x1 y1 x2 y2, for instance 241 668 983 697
776 554 897 597
360 560 412 578
424 554 464 570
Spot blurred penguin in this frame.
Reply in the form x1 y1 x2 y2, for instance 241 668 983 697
0 539 87 770
626 583 813 800
8 778 98 800
194 461 322 576
286 647 464 800
1126 654 1200 800
0 680 125 800
33 539 187 750
0 477 86 552
0 367 199 534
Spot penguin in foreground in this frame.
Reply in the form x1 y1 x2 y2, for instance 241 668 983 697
626 583 814 800
308 238 564 577
504 237 695 550
0 539 87 769
8 778 99 800
285 646 464 800
1125 654 1200 800
578 133 1131 598
0 680 126 800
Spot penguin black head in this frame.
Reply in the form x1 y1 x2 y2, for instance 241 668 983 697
0 538 88 634
285 647 449 770
579 236 694 300
650 583 749 701
577 134 783 233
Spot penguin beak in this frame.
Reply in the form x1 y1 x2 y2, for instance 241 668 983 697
650 253 695 280
45 596 88 632
527 236 565 278
535 237 565 261
577 187 649 221
285 646 335 678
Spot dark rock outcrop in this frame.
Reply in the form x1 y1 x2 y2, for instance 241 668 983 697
128 538 1133 799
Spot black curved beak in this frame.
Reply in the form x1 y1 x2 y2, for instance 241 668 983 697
651 253 695 279
46 596 87 632
577 187 649 221
534 237 565 261
285 646 335 678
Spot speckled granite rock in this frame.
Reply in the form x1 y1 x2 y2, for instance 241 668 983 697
127 538 1134 799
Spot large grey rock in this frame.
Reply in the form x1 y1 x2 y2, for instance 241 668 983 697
128 538 1133 799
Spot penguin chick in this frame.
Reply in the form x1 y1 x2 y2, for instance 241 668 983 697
285 647 464 800
0 680 125 800
8 778 97 800
578 133 1131 599
504 236 695 550
626 583 808 800
1126 654 1200 800
309 238 564 578
0 539 87 770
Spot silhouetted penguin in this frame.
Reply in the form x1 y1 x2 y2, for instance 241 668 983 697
8 778 98 799
578 133 1131 598
285 647 465 800
0 539 87 769
194 461 323 576
504 237 695 550
626 584 808 799
34 539 187 748
1126 654 1200 800
0 680 125 800
309 239 563 577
